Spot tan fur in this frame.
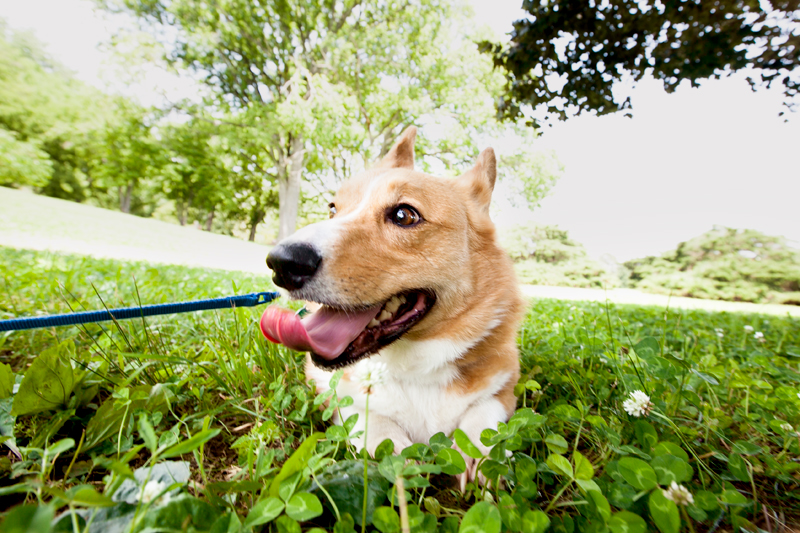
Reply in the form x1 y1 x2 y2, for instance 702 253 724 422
308 126 524 421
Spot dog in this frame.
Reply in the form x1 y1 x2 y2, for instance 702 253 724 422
261 126 524 487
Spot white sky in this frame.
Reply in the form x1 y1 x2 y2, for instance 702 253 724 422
2 0 799 261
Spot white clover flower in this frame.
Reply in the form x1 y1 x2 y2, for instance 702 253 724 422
754 331 764 340
663 482 694 506
623 390 654 418
797 391 800 400
141 480 170 505
715 328 724 338
354 359 388 394
744 325 754 332
780 423 793 432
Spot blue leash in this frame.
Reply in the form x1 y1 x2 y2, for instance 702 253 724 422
0 291 280 332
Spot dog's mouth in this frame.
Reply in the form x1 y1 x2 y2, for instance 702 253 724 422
259 289 436 369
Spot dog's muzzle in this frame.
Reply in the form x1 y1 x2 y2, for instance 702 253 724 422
267 243 322 291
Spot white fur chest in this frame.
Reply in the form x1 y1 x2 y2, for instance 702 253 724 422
306 337 512 448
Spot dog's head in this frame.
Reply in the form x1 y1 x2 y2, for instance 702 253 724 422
263 127 503 368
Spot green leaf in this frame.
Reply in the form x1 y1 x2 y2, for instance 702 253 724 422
161 428 221 459
731 440 762 456
46 438 75 457
372 506 400 533
285 493 323 522
138 414 157 452
617 457 658 491
435 448 467 475
633 421 658 453
497 494 522 532
308 460 390 526
720 490 749 506
652 442 689 462
11 342 74 416
544 433 569 454
209 513 243 533
66 486 116 507
634 337 660 359
649 490 680 533
546 454 574 479
727 452 751 482
0 504 55 533
243 497 285 528
607 511 647 533
587 489 611 521
0 362 13 399
374 439 395 461
453 429 483 459
268 432 324 497
137 494 220 530
573 451 594 480
459 502 501 533
694 490 720 511
276 514 302 533
521 510 550 533
650 455 693 485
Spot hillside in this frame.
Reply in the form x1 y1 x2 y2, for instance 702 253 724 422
0 187 271 275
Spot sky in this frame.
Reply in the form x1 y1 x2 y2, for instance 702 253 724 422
2 0 799 261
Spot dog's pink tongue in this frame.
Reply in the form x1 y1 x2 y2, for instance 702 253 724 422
260 305 381 360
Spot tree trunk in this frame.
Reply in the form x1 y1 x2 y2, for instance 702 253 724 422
120 183 133 213
204 207 215 231
277 135 305 241
177 202 186 226
248 222 257 242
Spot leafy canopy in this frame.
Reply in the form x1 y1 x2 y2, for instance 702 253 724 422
482 0 800 126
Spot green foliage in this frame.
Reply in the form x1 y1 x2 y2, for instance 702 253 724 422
500 222 619 288
0 24 113 199
3 245 800 531
626 227 800 305
482 0 800 126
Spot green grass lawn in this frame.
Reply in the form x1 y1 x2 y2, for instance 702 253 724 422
0 186 271 275
1 246 799 533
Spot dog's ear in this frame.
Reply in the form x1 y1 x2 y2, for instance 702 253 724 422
458 148 496 212
374 126 417 169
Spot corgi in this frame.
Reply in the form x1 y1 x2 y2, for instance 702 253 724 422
260 127 524 487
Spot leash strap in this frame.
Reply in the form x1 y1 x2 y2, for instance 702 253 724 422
0 291 280 332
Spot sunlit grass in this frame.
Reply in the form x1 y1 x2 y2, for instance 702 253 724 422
1 246 799 532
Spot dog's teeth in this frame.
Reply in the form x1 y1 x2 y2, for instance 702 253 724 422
378 309 392 322
368 318 380 327
385 296 401 314
399 295 407 304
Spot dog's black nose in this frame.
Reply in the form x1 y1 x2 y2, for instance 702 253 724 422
267 243 322 291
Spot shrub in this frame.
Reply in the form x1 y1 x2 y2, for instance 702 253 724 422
499 222 619 288
626 227 800 305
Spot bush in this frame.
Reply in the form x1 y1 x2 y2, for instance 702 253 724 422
499 222 620 288
625 227 800 305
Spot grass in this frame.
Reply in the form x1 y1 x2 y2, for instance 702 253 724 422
1 246 800 533
0 186 271 274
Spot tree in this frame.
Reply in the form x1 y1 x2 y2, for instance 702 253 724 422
0 23 112 199
162 118 229 228
93 101 165 214
98 0 562 239
482 0 800 126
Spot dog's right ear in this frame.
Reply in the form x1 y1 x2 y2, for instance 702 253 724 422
374 126 417 169
458 148 497 213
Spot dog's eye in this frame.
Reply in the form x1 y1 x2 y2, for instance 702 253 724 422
329 203 337 218
389 205 421 227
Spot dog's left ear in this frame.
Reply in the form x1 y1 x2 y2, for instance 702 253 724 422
374 126 417 169
458 148 496 212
